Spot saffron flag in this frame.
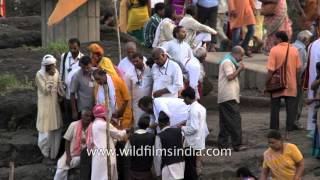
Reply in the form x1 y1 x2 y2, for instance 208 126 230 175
0 0 5 17
48 0 88 26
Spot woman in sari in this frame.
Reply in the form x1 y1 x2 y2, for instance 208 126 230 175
263 0 292 54
127 0 151 43
260 130 304 180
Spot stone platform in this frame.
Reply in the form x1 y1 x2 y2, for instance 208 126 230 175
204 52 268 91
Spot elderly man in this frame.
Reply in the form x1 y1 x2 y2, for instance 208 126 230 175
151 47 184 98
293 30 313 129
217 46 246 151
118 41 147 86
179 5 217 49
125 52 153 127
54 110 92 180
60 38 83 126
194 47 207 97
36 55 63 161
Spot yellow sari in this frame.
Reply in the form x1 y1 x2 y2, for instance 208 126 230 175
262 143 303 180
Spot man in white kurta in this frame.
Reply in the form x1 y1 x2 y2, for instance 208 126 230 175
161 27 194 68
118 42 147 87
151 48 184 98
54 110 91 180
179 5 217 49
138 96 190 129
307 38 320 131
89 105 128 180
125 53 153 127
36 54 63 160
181 87 209 178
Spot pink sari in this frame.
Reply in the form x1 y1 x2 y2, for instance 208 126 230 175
263 0 292 54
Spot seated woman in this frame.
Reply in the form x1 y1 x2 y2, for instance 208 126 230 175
260 130 304 180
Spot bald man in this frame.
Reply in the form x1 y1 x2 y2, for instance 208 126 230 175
118 42 147 86
151 48 184 98
217 46 247 152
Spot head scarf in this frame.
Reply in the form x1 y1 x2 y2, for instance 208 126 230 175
86 104 109 149
39 54 56 76
88 43 104 56
92 104 108 119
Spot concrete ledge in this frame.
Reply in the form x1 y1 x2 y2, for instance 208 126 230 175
204 52 268 91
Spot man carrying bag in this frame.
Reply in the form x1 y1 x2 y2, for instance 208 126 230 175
265 31 301 139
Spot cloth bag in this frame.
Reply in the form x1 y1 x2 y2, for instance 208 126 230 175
266 43 290 92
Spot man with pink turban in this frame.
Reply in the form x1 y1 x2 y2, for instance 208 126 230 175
87 105 129 180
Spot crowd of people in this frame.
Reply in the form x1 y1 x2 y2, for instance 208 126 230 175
34 0 320 179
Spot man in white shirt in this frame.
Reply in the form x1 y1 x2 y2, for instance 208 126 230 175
60 38 83 125
162 26 202 98
125 52 153 127
180 87 208 179
54 110 92 180
154 111 185 180
118 42 147 86
92 69 116 114
151 48 183 98
217 46 246 152
179 5 217 49
138 96 190 129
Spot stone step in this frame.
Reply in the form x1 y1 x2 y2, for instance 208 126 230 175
205 52 267 92
0 129 42 168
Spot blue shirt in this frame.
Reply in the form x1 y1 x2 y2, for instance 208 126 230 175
197 0 219 8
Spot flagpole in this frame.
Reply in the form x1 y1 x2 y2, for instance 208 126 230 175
113 0 122 62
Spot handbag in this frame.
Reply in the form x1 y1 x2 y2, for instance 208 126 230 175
266 43 290 92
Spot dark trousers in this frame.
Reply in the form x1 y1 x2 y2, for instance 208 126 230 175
80 148 92 180
197 4 218 43
218 100 242 147
295 81 304 126
62 98 73 126
116 141 130 180
129 170 152 180
270 96 297 131
184 148 199 180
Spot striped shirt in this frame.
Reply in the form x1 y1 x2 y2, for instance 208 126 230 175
143 13 162 48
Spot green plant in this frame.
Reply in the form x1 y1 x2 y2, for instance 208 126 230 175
0 74 34 95
26 41 69 57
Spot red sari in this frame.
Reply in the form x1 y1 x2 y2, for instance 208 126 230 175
0 0 5 17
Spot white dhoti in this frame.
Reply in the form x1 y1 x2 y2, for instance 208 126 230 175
54 152 80 180
91 147 118 180
38 129 62 159
194 33 212 49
